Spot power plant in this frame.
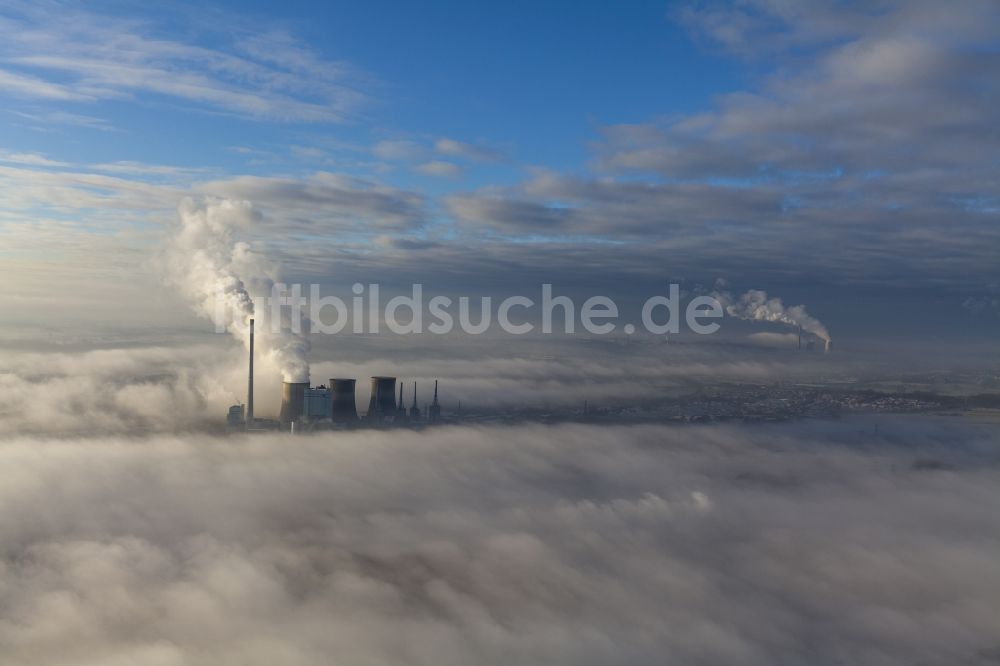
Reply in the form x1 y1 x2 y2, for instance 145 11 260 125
230 329 445 432
330 379 359 423
367 376 398 423
278 381 308 425
229 312 830 432
797 324 832 353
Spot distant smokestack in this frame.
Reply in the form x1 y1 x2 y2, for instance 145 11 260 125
825 339 832 353
329 378 359 423
410 381 420 419
366 377 397 420
797 325 802 350
429 379 441 423
279 381 308 425
246 318 254 429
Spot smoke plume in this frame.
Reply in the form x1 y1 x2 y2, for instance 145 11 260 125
166 198 310 383
713 285 831 343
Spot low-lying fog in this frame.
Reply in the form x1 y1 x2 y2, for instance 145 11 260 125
1 416 998 665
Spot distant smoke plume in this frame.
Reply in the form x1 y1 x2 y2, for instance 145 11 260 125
166 198 310 382
713 284 831 342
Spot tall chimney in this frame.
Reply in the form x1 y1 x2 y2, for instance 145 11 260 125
330 378 359 423
409 381 420 419
279 381 308 426
797 325 802 350
824 339 832 353
397 382 407 418
429 379 441 423
246 318 254 429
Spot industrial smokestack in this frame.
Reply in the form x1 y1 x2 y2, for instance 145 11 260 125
329 378 359 423
279 381 308 425
397 382 407 419
246 318 254 429
825 339 832 353
797 325 802 350
410 381 420 419
712 287 831 347
366 377 397 420
429 379 441 423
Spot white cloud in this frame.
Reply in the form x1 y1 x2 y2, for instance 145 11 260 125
435 137 504 162
197 172 427 232
0 67 91 101
0 8 368 122
7 109 115 131
372 140 427 161
0 417 996 663
0 151 70 167
415 160 462 178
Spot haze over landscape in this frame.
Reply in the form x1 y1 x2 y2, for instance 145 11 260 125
0 1 998 663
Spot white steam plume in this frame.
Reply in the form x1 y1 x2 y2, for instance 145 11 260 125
713 284 831 343
166 198 310 383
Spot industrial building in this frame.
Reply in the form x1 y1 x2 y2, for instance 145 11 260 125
266 375 440 431
796 325 832 353
227 318 444 432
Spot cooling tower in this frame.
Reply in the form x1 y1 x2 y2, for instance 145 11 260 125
366 376 397 419
330 378 359 423
278 381 308 425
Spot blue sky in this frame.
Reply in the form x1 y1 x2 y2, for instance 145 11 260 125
0 0 998 340
0 0 745 186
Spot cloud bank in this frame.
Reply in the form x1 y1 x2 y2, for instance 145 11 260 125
0 418 997 664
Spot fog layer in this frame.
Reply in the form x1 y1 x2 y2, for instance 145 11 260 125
1 419 998 665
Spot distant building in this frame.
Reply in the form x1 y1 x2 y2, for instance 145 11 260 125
330 378 359 423
366 376 398 423
231 374 447 432
304 386 332 420
227 404 245 427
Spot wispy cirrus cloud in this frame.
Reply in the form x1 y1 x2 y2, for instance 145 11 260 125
7 108 116 131
435 137 505 163
415 160 463 178
0 5 369 122
0 150 71 167
0 67 89 101
371 137 505 165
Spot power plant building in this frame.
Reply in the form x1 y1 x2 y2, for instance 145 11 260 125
229 324 441 431
227 404 245 427
279 381 309 425
304 386 332 420
367 376 398 423
330 378 359 423
230 313 446 431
